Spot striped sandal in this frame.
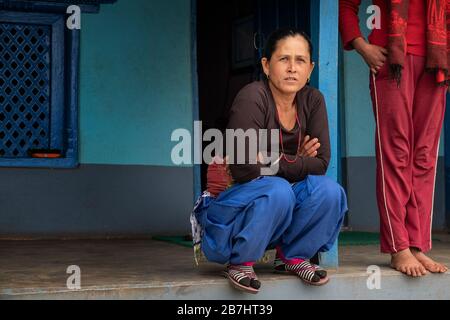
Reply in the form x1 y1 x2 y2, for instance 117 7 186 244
274 259 329 286
310 262 328 279
222 265 261 294
274 258 328 279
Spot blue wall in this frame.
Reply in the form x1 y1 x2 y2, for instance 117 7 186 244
79 0 193 166
0 0 196 237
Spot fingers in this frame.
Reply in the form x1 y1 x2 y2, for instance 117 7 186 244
370 58 383 73
364 45 386 74
298 135 310 156
257 151 265 164
299 135 310 150
304 139 320 155
360 44 384 66
299 136 320 157
373 44 387 57
306 143 320 157
371 63 384 75
371 57 385 72
378 49 387 60
210 155 227 165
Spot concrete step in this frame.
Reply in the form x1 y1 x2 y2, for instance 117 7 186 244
1 239 449 300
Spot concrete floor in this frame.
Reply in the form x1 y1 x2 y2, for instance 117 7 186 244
1 238 450 299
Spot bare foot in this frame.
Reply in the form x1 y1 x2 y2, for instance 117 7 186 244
411 248 448 273
390 248 427 277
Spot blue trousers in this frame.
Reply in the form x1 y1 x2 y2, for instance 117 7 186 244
195 175 348 265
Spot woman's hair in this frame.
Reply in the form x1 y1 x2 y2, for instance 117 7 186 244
263 28 313 62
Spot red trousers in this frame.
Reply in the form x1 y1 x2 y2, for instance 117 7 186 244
369 54 447 254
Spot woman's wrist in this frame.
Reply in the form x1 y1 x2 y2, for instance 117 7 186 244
352 37 368 54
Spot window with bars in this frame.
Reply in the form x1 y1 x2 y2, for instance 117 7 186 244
0 11 78 168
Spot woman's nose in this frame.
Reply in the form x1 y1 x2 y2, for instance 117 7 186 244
287 61 295 72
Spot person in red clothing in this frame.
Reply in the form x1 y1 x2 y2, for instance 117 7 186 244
340 0 449 277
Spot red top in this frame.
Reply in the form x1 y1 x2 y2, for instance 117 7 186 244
339 0 426 56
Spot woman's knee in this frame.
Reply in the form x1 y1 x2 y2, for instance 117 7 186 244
414 146 436 171
308 175 346 206
262 176 296 209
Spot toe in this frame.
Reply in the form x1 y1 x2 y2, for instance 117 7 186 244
419 266 427 275
416 267 425 276
250 279 261 289
429 264 440 273
406 268 412 276
238 277 251 287
421 262 434 273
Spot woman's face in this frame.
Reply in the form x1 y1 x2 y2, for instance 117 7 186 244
261 35 314 95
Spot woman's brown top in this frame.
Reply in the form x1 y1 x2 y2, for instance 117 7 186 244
227 79 331 183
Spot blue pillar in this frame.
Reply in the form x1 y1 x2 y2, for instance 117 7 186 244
310 0 340 268
191 0 201 202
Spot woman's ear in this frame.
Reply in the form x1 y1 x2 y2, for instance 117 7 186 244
309 61 315 79
261 57 269 78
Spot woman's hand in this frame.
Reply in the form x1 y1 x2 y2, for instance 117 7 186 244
352 37 387 74
298 135 320 157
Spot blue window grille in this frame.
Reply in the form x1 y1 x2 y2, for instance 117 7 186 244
0 11 78 168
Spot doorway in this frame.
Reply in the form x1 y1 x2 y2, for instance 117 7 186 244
196 0 311 190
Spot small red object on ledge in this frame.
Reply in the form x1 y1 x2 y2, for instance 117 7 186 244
28 149 62 158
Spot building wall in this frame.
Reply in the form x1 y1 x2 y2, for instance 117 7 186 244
79 0 193 166
0 0 195 237
341 0 447 231
2 0 446 237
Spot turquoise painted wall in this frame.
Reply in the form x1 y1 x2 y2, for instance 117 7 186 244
342 0 444 157
79 0 193 166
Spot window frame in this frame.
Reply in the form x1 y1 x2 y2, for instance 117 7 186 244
0 10 79 168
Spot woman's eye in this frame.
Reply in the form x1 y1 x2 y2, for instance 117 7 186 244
280 57 288 61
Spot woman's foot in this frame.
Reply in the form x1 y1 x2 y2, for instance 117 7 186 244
274 258 329 286
410 248 448 273
390 248 427 277
223 264 260 294
274 258 327 279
